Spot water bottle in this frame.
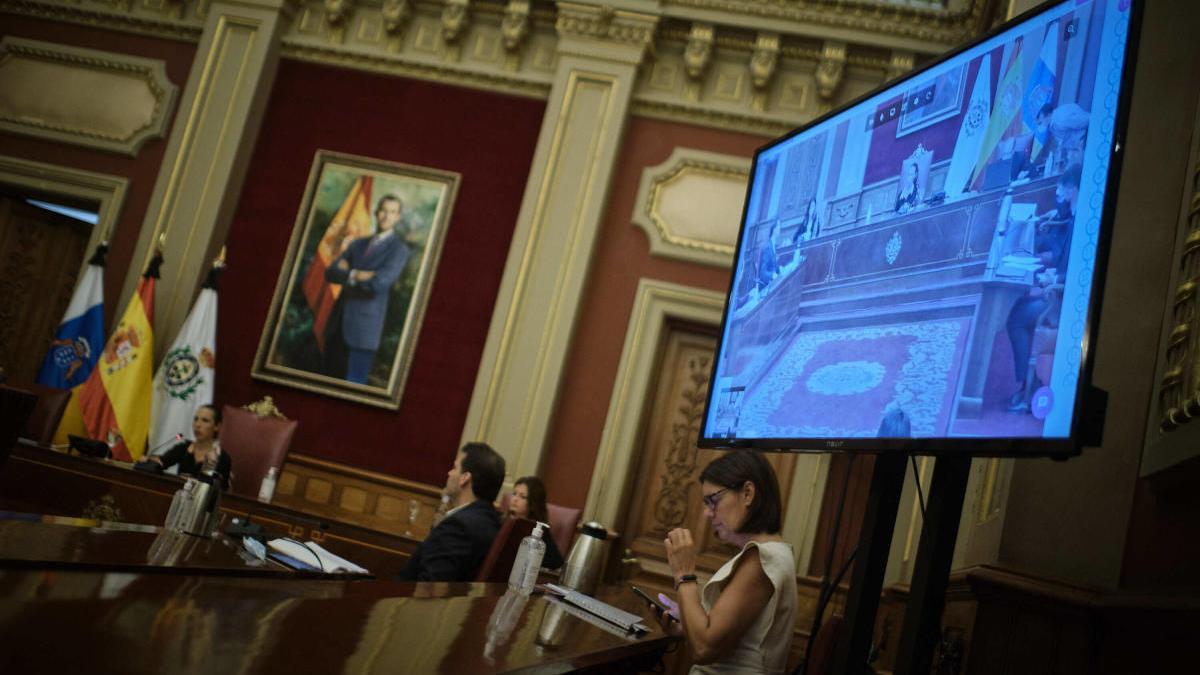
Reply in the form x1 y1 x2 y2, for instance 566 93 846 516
507 521 549 594
258 467 279 503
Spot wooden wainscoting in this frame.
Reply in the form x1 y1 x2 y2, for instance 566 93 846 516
273 453 444 540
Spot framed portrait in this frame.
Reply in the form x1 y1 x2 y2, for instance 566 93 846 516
252 150 460 408
897 64 967 137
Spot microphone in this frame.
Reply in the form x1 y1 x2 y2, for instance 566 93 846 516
143 433 184 460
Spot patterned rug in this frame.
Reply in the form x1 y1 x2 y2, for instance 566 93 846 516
736 317 972 438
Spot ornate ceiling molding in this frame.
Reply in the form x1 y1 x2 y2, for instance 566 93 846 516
0 0 1002 135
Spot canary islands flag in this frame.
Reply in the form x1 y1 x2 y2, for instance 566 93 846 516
1023 20 1058 158
37 243 107 389
79 252 162 461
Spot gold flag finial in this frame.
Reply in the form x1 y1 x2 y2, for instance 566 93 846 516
214 245 227 268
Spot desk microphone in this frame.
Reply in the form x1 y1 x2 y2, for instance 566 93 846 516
141 434 184 461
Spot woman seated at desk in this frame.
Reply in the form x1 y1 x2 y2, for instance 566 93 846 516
146 404 232 491
506 476 564 569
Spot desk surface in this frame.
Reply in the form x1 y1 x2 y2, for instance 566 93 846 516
0 572 674 674
0 512 368 579
1 444 419 577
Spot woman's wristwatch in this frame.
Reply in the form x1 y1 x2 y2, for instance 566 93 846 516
674 574 698 590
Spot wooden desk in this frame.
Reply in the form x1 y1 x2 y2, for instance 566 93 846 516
0 512 366 579
0 444 418 577
0 572 675 674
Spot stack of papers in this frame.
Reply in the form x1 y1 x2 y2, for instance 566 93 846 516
267 539 369 574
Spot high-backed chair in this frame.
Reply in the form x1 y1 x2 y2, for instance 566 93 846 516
21 383 71 446
220 397 297 498
474 516 534 582
546 503 582 558
1022 283 1065 407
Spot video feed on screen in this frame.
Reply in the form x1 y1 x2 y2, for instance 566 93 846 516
704 0 1134 444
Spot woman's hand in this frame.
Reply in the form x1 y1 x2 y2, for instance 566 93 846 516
664 528 698 579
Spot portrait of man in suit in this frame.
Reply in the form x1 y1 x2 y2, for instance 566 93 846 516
322 194 411 384
255 152 460 408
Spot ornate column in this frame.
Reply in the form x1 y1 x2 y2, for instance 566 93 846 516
461 1 657 480
119 0 298 351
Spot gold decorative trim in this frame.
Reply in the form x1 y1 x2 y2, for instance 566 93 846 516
241 395 288 419
630 147 749 268
0 36 178 156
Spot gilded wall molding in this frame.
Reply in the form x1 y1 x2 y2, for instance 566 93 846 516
0 37 178 156
1 0 974 137
1144 97 1200 477
630 147 749 268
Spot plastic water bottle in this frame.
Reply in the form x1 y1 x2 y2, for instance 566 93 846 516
508 521 549 594
258 467 279 503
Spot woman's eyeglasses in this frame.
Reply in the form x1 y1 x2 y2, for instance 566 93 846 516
702 488 729 510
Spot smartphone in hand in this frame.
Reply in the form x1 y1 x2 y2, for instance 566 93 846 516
631 585 677 622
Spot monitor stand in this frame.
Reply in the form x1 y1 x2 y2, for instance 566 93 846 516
826 452 973 675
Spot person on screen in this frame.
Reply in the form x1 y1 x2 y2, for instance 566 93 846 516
877 405 912 437
397 442 505 582
322 193 411 385
791 197 822 245
756 221 780 294
1004 164 1081 413
657 451 796 674
895 161 921 214
147 404 232 491
506 476 563 569
1013 103 1056 181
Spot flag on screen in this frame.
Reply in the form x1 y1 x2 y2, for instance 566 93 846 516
37 243 107 389
78 252 163 461
149 262 220 454
302 175 374 353
970 39 1026 189
944 53 992 198
1023 20 1058 158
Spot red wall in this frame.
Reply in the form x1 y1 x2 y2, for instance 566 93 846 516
0 14 196 314
216 59 545 486
539 116 767 509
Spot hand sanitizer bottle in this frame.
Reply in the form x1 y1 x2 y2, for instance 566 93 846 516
508 521 549 594
258 467 279 503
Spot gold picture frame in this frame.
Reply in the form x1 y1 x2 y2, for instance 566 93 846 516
252 150 460 409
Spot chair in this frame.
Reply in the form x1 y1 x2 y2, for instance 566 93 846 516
0 386 38 470
21 383 71 446
546 503 582 558
220 397 298 498
474 516 535 582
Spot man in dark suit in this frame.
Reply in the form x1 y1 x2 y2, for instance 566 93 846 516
323 193 411 384
397 442 505 582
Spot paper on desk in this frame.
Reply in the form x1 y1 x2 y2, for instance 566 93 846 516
267 539 369 574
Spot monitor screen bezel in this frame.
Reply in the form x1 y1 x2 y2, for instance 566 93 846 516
697 0 1144 457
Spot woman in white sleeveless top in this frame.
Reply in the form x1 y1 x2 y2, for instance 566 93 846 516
661 451 797 674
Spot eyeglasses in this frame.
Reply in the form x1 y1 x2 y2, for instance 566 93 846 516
702 488 730 510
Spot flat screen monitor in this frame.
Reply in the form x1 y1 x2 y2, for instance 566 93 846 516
699 0 1141 456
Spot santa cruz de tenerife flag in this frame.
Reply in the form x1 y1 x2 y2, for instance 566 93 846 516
944 53 992 199
37 243 107 388
150 262 220 453
79 252 162 461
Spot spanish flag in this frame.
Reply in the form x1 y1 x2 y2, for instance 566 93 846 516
302 175 374 352
78 252 163 461
970 38 1026 190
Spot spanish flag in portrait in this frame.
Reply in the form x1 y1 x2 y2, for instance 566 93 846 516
301 175 374 353
78 252 163 461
